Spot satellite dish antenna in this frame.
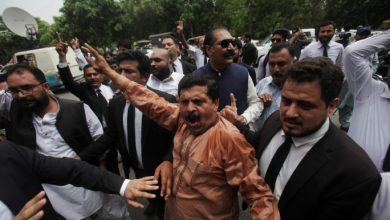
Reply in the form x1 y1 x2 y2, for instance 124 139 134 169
2 7 38 41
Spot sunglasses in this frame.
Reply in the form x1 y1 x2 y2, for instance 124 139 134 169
271 38 283 43
216 39 236 48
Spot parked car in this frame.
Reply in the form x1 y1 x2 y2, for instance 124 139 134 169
13 47 83 90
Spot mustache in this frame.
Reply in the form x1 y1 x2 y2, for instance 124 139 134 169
185 111 200 123
284 117 301 125
223 50 235 57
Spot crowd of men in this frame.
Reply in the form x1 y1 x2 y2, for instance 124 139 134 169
0 18 389 220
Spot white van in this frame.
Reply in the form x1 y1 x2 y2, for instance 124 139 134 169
13 47 84 90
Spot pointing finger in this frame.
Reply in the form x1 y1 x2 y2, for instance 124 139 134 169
56 32 62 43
230 93 236 109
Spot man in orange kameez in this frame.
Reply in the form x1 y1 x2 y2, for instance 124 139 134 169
84 44 280 220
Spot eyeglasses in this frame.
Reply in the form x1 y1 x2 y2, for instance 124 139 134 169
216 39 236 48
6 83 44 95
271 38 283 43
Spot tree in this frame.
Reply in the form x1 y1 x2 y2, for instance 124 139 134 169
55 0 124 47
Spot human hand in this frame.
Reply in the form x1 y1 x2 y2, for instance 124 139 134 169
124 176 159 208
259 93 273 106
82 43 112 75
220 93 245 124
73 155 81 160
177 20 183 35
70 37 80 50
14 191 46 220
55 32 68 61
154 161 172 200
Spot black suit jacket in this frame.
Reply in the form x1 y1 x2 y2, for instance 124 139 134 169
238 111 381 220
180 59 196 75
57 65 108 122
0 141 124 219
80 87 176 178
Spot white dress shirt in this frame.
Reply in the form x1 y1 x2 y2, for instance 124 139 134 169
260 118 330 200
187 45 207 69
0 93 130 219
96 84 114 103
95 84 114 128
242 75 263 124
253 76 281 131
123 102 144 169
364 172 390 220
173 58 184 75
300 40 344 67
256 55 270 82
33 102 104 220
146 71 184 96
344 30 390 172
0 201 13 220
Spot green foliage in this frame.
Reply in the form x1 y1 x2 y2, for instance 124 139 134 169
1 0 389 62
0 16 51 64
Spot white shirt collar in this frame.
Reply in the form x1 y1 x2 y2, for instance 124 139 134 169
281 117 330 148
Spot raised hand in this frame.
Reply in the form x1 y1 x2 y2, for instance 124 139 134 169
70 37 80 50
220 93 245 124
124 176 159 208
154 161 173 200
55 32 68 60
177 20 183 35
14 191 46 220
83 43 131 90
82 43 111 75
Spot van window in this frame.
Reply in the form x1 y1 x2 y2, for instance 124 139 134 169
16 54 37 67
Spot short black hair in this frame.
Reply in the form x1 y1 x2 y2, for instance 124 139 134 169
117 40 132 50
5 64 46 83
283 57 344 105
234 38 243 49
116 51 151 75
204 27 229 47
319 20 336 29
316 20 336 36
244 32 252 39
82 63 94 73
178 74 219 101
103 51 113 57
272 29 290 41
162 35 180 46
269 43 294 57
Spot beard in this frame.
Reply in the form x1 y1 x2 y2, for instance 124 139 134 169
318 35 332 45
16 92 50 113
152 66 171 80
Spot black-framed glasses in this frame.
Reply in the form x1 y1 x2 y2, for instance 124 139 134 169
216 38 236 48
6 83 44 95
271 38 283 43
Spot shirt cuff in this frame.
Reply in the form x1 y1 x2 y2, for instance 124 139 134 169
58 62 68 68
119 179 131 196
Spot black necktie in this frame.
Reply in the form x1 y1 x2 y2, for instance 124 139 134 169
172 63 177 72
96 89 108 118
383 143 390 171
322 44 328 57
265 136 292 191
203 55 207 65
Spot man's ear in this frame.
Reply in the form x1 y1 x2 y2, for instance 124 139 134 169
205 45 213 58
213 98 219 111
142 73 150 83
327 97 339 115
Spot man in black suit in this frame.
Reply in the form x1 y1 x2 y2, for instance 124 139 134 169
80 51 175 219
0 140 158 220
227 57 381 219
55 35 119 174
162 35 196 75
